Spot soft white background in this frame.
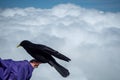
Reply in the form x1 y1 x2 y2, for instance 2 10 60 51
0 4 120 80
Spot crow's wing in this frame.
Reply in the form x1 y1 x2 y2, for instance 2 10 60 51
37 44 71 62
33 54 49 63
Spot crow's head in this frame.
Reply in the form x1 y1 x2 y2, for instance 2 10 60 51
17 40 31 47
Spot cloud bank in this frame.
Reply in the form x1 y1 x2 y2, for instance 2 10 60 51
0 4 120 80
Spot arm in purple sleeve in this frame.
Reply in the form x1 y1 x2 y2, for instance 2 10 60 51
7 72 17 80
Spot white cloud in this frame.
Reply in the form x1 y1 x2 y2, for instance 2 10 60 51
0 3 120 80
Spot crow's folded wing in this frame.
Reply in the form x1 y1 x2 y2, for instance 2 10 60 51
41 46 71 62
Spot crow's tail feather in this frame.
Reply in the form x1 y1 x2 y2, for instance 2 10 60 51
49 61 70 77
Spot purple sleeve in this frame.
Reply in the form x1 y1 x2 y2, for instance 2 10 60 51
0 59 33 80
19 61 33 80
0 58 9 80
0 67 4 80
0 58 18 80
7 73 17 80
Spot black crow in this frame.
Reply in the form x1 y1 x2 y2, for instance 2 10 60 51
17 40 71 77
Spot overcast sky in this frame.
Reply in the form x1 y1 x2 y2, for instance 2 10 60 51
0 1 120 80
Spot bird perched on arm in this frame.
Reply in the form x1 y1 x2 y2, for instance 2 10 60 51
17 40 71 77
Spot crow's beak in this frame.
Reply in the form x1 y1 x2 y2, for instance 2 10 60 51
17 44 20 48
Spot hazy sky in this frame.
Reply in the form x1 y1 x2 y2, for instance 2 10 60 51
0 1 120 80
